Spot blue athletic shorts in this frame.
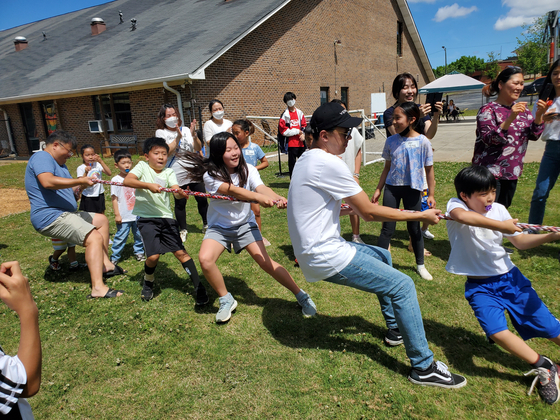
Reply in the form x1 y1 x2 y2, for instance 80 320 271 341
465 266 560 340
420 189 429 212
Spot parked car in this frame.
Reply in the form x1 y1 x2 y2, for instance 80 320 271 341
521 77 546 96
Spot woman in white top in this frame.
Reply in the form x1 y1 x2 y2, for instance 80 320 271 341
202 99 233 157
287 102 466 388
155 103 205 240
529 59 560 225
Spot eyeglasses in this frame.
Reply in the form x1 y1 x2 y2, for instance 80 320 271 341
334 128 352 140
57 142 74 157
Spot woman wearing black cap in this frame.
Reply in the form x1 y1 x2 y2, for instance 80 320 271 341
288 102 466 389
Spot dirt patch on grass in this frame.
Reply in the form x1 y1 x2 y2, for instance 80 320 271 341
1 189 30 218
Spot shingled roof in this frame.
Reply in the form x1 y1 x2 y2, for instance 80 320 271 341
0 0 291 103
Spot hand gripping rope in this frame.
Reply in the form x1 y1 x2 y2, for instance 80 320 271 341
91 178 280 205
339 204 560 233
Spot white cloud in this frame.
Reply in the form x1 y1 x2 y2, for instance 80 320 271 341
433 4 478 22
494 0 558 31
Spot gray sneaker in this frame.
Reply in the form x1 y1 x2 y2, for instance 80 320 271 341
216 293 238 323
296 290 317 317
525 358 560 404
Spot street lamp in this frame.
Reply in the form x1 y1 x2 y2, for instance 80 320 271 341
442 46 447 75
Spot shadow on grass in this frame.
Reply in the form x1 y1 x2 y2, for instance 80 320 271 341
0 243 7 250
260 298 528 384
267 182 291 189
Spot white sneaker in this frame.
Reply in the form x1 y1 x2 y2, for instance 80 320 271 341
216 293 238 323
422 229 435 240
417 266 433 280
352 235 365 244
296 290 317 317
180 229 188 242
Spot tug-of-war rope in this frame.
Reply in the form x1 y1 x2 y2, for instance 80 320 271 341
93 179 560 233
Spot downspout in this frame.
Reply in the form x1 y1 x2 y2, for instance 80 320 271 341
163 82 184 124
0 109 17 156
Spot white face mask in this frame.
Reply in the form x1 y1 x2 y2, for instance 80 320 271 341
212 111 225 120
286 99 296 107
165 117 178 128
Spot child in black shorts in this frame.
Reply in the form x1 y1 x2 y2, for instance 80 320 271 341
123 137 208 304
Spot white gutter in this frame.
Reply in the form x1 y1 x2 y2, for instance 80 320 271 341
0 108 16 156
163 82 184 123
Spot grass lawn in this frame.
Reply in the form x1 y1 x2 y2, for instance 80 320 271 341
2 156 560 419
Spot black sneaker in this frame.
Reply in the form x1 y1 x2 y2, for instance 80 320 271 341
141 280 154 302
195 284 209 306
48 255 61 271
525 358 560 404
384 328 403 347
408 361 467 389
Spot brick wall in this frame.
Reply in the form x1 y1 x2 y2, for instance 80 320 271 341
3 0 429 156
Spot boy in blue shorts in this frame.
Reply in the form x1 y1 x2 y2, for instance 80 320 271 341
123 137 208 304
446 165 560 404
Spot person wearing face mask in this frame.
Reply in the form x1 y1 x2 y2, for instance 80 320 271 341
203 99 233 158
155 103 205 241
279 92 307 178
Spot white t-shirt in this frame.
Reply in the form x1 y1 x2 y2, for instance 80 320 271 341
287 148 362 282
76 162 104 197
445 197 521 276
156 127 197 185
203 164 263 228
339 127 364 174
0 347 34 418
534 96 560 141
110 174 137 223
203 119 233 156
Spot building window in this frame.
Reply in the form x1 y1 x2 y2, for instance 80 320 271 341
92 93 132 132
397 21 403 57
320 87 329 105
341 87 348 108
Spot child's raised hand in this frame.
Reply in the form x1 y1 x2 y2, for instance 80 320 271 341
0 261 36 315
501 219 522 234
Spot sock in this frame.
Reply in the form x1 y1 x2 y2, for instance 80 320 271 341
352 234 360 239
70 261 78 268
417 264 426 270
144 262 156 281
182 259 201 289
532 355 553 369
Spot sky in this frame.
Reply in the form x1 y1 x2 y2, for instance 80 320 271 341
0 0 557 71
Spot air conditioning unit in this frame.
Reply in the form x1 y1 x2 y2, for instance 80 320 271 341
88 120 114 133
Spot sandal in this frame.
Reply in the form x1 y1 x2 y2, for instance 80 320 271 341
103 265 127 279
87 288 124 299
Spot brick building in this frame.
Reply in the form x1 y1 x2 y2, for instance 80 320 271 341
0 0 434 156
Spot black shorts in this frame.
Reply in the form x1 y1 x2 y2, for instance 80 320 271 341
137 217 185 257
79 194 106 213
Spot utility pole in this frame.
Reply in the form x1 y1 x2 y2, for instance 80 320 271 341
442 46 447 75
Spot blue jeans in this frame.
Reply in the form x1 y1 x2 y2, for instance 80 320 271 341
324 242 433 370
529 141 560 225
110 221 144 262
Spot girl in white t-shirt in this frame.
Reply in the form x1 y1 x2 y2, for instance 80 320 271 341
180 132 316 323
202 99 232 157
76 144 112 214
155 103 206 240
372 101 435 280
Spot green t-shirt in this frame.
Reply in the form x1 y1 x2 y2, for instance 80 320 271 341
130 161 178 219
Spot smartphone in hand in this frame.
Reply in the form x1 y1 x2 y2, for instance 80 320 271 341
426 92 443 113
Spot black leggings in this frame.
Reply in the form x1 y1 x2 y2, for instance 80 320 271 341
174 182 208 230
495 179 517 209
377 185 424 265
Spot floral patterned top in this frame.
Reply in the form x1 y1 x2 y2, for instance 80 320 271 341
472 101 544 180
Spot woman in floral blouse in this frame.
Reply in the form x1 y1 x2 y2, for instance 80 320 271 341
473 66 547 208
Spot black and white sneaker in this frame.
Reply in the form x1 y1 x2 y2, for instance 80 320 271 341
384 328 403 347
408 361 467 389
141 280 154 302
195 284 209 306
525 358 560 405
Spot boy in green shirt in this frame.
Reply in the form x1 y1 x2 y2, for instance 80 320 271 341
124 137 208 304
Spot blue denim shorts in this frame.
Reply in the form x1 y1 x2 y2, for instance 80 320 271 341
465 267 560 340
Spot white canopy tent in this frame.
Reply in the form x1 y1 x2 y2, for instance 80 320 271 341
418 72 485 94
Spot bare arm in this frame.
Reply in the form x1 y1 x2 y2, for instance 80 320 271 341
423 102 442 140
122 173 162 194
255 184 287 208
111 195 122 224
372 160 391 204
448 207 521 234
354 148 362 177
216 183 275 207
508 231 560 251
425 165 436 208
0 262 41 397
37 172 92 190
255 156 269 171
190 122 202 152
95 155 112 177
345 190 441 224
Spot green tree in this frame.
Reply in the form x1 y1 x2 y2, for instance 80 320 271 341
432 55 486 78
516 15 549 78
484 52 501 80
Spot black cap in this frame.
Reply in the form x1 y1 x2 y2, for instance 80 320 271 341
310 102 362 134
